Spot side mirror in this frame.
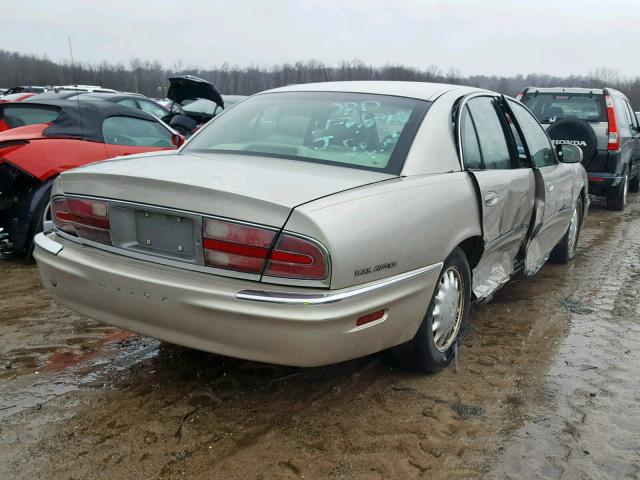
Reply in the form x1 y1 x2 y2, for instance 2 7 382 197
171 133 185 147
557 144 583 163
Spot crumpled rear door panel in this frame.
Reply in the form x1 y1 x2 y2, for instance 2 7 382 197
524 164 575 275
468 169 536 299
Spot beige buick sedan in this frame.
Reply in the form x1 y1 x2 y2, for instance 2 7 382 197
34 81 588 372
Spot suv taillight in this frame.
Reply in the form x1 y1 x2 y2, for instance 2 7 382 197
51 197 111 245
605 94 620 151
202 218 329 280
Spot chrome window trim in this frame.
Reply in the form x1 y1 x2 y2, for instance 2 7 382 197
236 262 443 305
505 98 560 167
455 92 500 171
50 194 331 288
456 92 545 171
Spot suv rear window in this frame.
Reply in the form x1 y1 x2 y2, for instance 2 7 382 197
184 91 430 174
521 92 606 123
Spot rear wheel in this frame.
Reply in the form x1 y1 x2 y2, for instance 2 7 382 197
607 170 628 211
550 196 583 263
389 248 471 373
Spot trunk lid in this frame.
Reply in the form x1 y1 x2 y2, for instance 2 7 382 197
167 76 223 107
57 151 394 227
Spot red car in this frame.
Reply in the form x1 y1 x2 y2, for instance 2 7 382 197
0 92 37 103
0 100 183 257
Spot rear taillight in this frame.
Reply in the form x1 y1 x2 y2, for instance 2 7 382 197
203 218 276 273
605 94 620 151
202 218 329 280
265 234 328 280
51 197 111 245
50 198 330 283
515 91 525 101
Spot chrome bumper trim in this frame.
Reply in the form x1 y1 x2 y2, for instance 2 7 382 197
235 263 443 305
34 232 63 256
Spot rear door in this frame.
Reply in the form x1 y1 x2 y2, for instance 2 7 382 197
459 95 536 299
505 99 574 274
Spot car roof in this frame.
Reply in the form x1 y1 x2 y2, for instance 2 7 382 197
54 85 118 93
77 92 144 100
522 86 608 95
0 99 165 142
522 86 632 100
263 81 485 101
24 91 79 101
222 95 248 102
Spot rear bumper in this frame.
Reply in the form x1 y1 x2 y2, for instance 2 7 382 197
587 172 622 194
33 233 440 367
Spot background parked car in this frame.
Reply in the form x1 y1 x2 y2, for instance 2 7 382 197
519 87 640 210
51 85 118 93
163 75 224 136
0 92 37 103
26 91 170 119
33 81 588 373
0 100 183 257
0 86 47 96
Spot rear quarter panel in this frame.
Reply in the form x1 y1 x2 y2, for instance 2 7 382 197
286 172 482 290
3 139 108 180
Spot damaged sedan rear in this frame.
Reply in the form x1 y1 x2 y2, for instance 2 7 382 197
33 82 588 372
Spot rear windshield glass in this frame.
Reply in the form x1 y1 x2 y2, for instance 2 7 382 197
520 92 607 123
184 91 430 174
0 106 60 128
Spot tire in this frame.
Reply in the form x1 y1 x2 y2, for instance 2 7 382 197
630 172 640 193
546 118 598 166
606 169 629 211
388 247 471 373
550 196 583 263
25 188 51 259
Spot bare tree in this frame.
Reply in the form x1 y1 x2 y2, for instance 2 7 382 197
2 49 640 107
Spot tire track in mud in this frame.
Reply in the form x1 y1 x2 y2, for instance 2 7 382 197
2 197 640 480
487 197 640 480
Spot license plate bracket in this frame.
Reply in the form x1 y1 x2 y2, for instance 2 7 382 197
134 210 195 258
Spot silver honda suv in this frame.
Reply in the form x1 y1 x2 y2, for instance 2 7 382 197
519 87 640 210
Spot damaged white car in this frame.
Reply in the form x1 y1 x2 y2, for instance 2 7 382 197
33 81 588 372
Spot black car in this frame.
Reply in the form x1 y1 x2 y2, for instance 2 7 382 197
26 91 169 119
163 75 224 136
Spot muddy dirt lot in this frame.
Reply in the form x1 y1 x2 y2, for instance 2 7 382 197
1 196 639 480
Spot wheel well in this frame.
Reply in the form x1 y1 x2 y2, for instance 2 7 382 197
457 236 483 270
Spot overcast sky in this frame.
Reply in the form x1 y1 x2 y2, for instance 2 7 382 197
4 0 639 78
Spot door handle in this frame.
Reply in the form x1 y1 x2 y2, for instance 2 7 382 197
547 183 554 192
484 191 498 207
